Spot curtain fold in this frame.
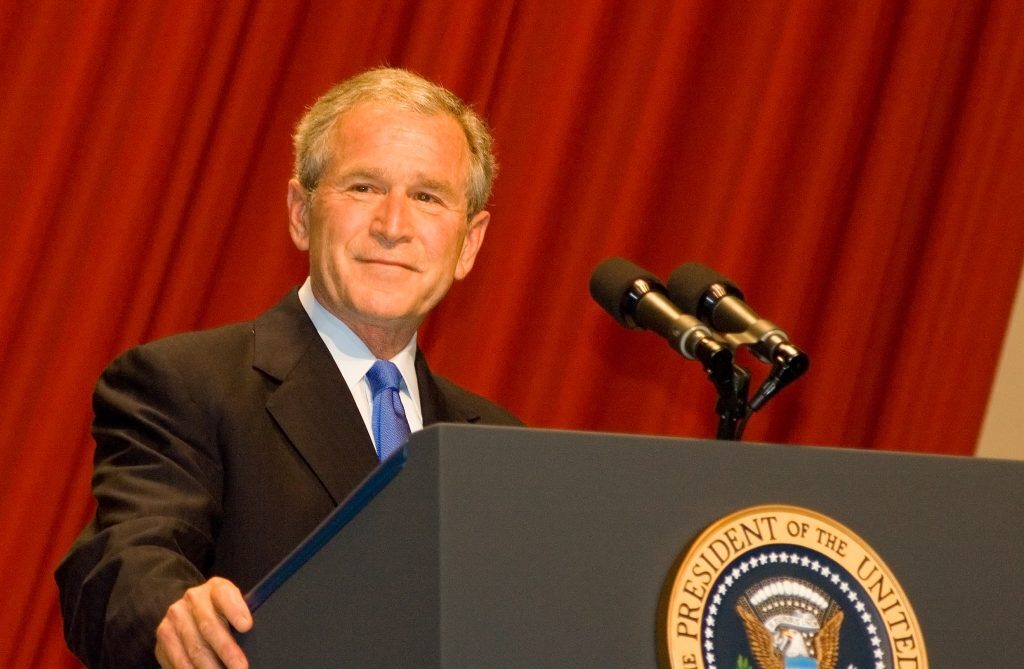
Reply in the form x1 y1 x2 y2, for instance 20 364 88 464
2 1 1022 665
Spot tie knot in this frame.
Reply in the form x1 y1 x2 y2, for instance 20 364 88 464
366 359 404 396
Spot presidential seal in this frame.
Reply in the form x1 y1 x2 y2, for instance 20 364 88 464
661 505 926 669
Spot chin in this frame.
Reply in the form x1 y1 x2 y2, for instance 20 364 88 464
352 299 421 325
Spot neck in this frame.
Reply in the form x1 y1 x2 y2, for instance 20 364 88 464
347 321 416 360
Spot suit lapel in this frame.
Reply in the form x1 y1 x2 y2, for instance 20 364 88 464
253 291 378 504
416 349 481 426
252 290 484 504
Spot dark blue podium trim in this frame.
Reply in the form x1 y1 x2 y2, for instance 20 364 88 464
244 446 408 611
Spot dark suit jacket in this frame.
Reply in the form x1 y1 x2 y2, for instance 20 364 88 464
56 289 521 668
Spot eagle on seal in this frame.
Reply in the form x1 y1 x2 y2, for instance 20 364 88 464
736 602 843 669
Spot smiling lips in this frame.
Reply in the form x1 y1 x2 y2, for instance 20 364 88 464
357 256 420 272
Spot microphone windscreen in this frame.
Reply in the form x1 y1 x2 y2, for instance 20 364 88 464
667 262 743 315
589 257 661 328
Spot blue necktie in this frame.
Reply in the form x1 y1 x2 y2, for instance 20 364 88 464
365 360 411 461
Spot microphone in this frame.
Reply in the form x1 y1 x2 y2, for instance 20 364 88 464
589 257 733 375
667 262 808 407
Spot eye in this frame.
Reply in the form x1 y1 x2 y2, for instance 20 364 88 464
414 191 443 205
350 183 375 193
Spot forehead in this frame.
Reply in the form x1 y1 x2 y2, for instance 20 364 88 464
327 102 471 176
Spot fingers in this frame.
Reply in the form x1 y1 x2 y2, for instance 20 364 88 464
155 577 252 669
208 576 253 633
155 601 210 669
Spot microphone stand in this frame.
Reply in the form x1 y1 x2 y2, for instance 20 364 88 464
714 346 809 439
712 363 751 441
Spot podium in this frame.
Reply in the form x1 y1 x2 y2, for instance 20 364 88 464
239 425 1024 666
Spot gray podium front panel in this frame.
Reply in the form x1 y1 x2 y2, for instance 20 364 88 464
240 425 1024 667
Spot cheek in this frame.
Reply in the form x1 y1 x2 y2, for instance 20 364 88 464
428 223 468 263
309 221 350 258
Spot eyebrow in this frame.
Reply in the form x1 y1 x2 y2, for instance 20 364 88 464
416 177 459 202
336 167 388 183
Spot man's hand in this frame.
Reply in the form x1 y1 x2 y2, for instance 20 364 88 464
155 576 253 669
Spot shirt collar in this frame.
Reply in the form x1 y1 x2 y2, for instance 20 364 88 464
297 278 421 419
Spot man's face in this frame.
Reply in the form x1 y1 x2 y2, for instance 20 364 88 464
287 102 489 336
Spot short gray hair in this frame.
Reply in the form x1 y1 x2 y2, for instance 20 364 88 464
292 67 497 218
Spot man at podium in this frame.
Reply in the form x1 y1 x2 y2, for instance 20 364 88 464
56 67 520 669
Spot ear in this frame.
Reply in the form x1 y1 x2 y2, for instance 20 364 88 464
454 210 490 280
287 178 311 251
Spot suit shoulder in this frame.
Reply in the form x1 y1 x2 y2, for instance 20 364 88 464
102 321 257 394
432 375 523 426
142 320 254 353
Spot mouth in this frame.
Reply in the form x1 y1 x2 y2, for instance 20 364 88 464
357 257 419 272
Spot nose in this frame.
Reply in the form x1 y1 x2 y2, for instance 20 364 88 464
370 190 413 245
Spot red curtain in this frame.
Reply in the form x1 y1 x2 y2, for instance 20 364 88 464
2 1 1022 665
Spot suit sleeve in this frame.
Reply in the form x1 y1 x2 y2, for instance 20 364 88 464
56 343 225 669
